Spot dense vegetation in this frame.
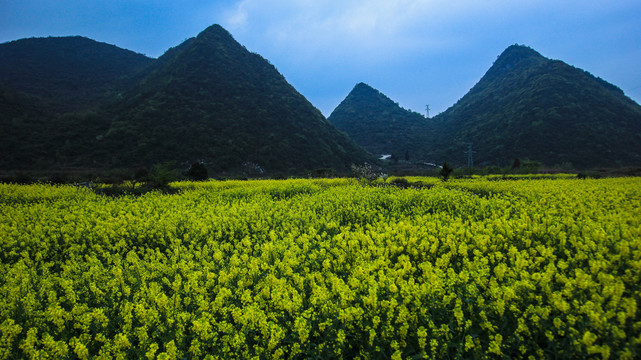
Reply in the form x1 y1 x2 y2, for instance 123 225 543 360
3 31 641 174
0 36 153 110
0 37 154 172
328 83 432 161
1 177 640 359
428 45 641 168
0 25 371 175
332 46 641 169
101 25 370 173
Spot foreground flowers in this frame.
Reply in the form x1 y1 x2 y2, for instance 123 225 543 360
1 177 639 359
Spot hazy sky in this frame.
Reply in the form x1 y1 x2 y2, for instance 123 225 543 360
2 1 640 116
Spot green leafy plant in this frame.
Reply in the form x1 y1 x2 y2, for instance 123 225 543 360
351 163 382 182
440 161 454 181
149 162 179 188
187 162 208 181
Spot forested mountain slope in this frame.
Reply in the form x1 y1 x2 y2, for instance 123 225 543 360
427 45 641 168
330 45 641 169
328 83 432 161
0 25 371 173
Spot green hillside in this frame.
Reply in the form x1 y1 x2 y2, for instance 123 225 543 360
427 45 641 168
328 83 432 161
0 36 153 110
0 86 57 168
100 25 371 172
330 45 641 169
0 25 372 175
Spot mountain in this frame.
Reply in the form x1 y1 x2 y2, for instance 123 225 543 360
0 36 154 110
427 45 641 168
328 83 432 161
98 25 370 172
0 25 371 174
0 85 57 168
331 45 641 169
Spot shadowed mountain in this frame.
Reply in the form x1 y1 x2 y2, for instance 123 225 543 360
328 83 432 161
0 36 153 110
330 45 641 169
99 25 370 172
0 85 58 168
0 25 371 173
427 45 641 168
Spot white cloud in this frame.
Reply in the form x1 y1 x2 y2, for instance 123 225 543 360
222 0 474 61
212 0 641 114
220 0 595 68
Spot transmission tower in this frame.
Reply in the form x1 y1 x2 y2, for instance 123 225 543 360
465 143 476 168
425 105 430 119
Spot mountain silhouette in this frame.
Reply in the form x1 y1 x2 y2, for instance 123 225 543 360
331 45 641 169
0 36 153 110
328 83 431 161
426 45 641 168
0 25 371 174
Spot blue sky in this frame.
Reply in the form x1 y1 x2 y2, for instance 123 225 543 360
1 0 640 116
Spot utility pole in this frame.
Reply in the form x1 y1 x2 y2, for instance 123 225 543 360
425 105 430 119
465 143 476 168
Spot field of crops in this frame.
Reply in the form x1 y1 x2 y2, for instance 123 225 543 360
1 177 640 359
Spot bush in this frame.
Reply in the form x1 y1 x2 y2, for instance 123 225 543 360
351 163 382 182
511 158 521 170
440 162 454 181
149 163 179 188
134 167 149 183
390 177 410 188
187 162 208 181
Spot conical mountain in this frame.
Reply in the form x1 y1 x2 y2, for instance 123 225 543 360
0 25 371 173
0 36 152 170
0 36 153 110
100 25 370 172
427 45 641 168
328 83 431 161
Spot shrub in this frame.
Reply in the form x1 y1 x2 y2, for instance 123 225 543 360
187 162 208 181
390 177 410 188
440 162 454 181
149 163 179 188
351 163 382 182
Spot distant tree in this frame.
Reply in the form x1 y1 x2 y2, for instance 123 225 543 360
149 163 178 188
351 163 381 182
133 167 149 183
405 149 410 161
242 161 265 178
310 168 336 178
440 162 453 181
521 160 542 174
187 162 208 181
511 158 521 170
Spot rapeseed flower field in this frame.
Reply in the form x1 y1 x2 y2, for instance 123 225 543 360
1 177 639 359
